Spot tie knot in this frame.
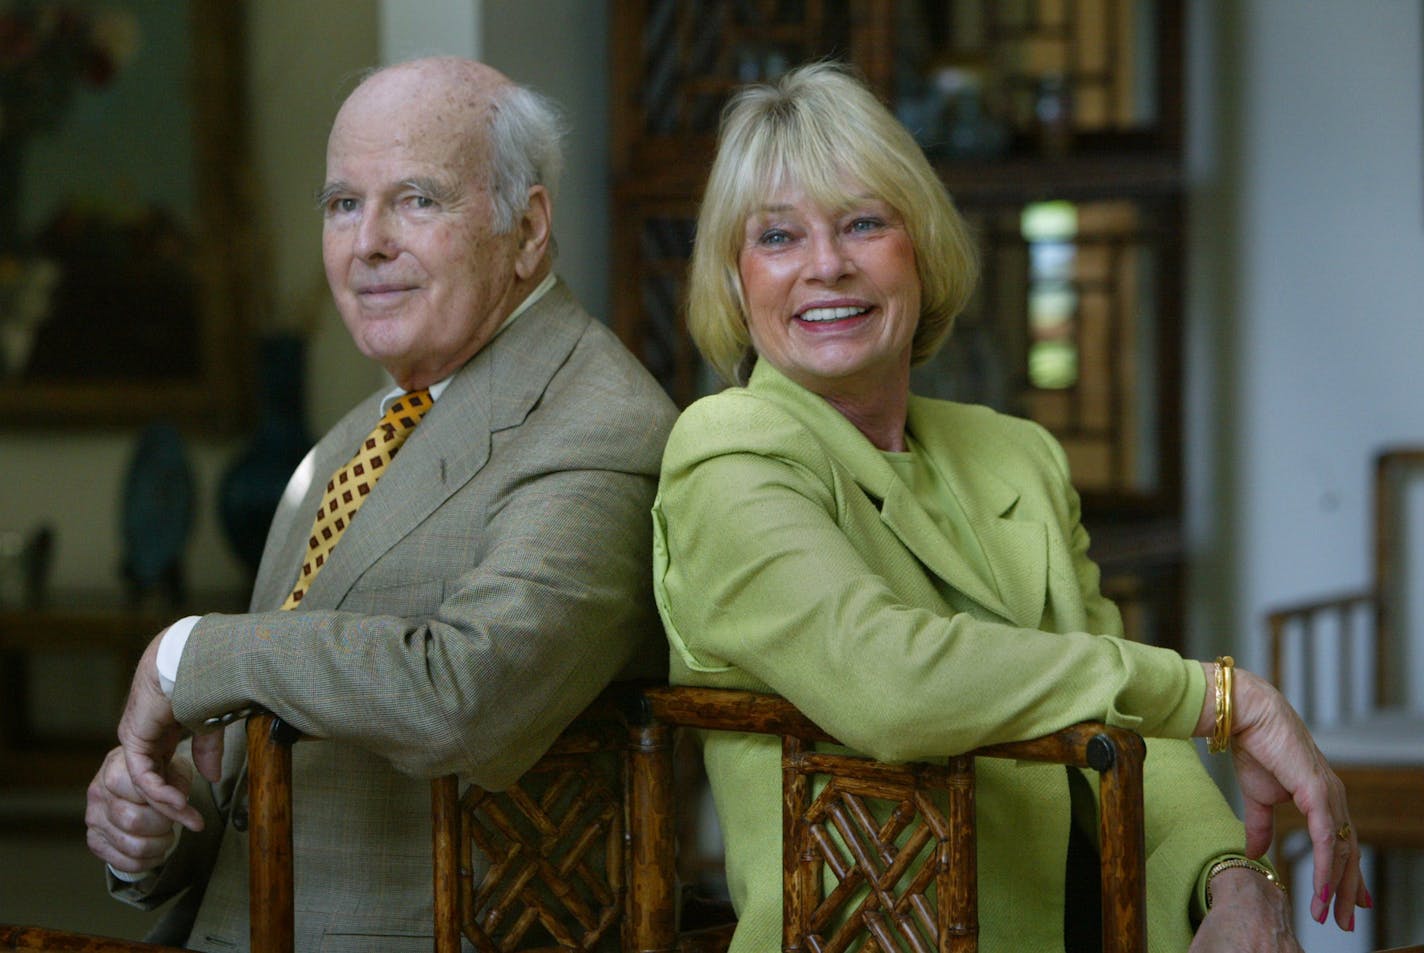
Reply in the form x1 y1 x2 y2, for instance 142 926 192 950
381 388 433 435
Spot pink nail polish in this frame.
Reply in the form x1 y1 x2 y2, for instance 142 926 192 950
1315 907 1328 925
1321 884 1332 904
1348 914 1355 932
1361 887 1374 909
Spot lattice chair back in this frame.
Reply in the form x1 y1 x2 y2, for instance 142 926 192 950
639 686 1149 953
433 694 632 953
782 736 977 952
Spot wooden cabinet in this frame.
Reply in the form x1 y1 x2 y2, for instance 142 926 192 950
610 0 1188 650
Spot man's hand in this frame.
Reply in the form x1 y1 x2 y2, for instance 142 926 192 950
85 745 188 874
1190 867 1302 952
115 630 222 831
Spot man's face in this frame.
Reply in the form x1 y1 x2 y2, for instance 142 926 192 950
320 67 524 389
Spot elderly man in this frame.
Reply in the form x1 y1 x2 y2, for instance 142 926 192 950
84 57 677 950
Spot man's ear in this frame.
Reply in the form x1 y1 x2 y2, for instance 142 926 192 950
513 185 552 281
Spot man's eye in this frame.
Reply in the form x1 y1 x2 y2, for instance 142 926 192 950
409 195 436 209
328 197 358 214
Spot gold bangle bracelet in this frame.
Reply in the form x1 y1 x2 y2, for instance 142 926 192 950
1208 656 1234 753
1204 856 1286 909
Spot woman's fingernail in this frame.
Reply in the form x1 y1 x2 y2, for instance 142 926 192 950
1348 913 1356 932
1321 884 1332 904
1361 886 1374 909
1315 905 1328 925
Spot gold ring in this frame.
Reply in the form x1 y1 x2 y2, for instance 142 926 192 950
1336 822 1352 841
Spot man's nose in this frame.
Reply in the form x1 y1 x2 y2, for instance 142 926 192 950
354 208 397 261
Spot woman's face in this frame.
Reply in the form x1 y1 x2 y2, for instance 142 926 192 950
738 181 920 402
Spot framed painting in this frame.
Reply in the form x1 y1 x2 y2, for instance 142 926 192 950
0 0 253 430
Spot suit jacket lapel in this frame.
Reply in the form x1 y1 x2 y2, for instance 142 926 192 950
261 279 586 612
249 397 383 611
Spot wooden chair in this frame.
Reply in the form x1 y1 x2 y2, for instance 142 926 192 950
1266 446 1424 944
1 684 1146 953
637 686 1150 953
11 685 1411 953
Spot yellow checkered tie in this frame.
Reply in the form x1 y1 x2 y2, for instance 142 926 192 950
281 388 433 609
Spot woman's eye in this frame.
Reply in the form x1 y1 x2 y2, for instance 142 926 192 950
849 217 883 233
757 228 791 246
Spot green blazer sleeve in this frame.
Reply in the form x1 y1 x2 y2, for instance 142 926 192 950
654 380 1204 759
652 365 1244 951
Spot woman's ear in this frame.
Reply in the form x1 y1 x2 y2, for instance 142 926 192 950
514 185 553 280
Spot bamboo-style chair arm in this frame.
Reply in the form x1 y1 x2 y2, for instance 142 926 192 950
641 684 1145 770
245 712 300 953
0 926 188 953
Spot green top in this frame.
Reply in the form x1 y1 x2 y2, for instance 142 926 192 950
652 360 1246 952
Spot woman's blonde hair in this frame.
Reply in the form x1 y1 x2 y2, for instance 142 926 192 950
687 61 979 385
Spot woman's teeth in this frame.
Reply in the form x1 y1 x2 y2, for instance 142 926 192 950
799 306 867 322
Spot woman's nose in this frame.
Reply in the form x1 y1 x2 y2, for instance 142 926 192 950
804 231 851 283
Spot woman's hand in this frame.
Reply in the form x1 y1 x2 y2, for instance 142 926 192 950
1190 867 1300 952
1201 663 1371 929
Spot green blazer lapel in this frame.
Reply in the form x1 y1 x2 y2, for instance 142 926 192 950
907 397 1047 629
877 479 1015 621
749 363 1042 626
294 280 586 610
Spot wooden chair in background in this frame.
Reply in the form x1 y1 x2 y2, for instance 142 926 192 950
1267 446 1424 946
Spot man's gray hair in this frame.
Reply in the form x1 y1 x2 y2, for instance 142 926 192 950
486 83 566 234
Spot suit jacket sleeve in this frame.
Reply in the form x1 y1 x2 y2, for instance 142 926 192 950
171 304 677 790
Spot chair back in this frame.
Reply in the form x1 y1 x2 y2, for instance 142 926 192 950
639 686 1149 953
1268 447 1424 725
1373 447 1424 710
1 688 1146 953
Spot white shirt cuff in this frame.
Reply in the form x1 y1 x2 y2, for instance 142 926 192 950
156 616 201 698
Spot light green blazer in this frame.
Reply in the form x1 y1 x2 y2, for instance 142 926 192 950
652 361 1243 952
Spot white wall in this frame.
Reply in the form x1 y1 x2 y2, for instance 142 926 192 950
1187 2 1424 948
479 1 612 319
1188 0 1424 693
376 0 612 320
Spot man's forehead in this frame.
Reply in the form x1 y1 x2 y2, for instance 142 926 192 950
328 99 490 174
341 59 504 125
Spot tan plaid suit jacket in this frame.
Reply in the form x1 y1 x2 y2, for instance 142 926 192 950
116 281 678 951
